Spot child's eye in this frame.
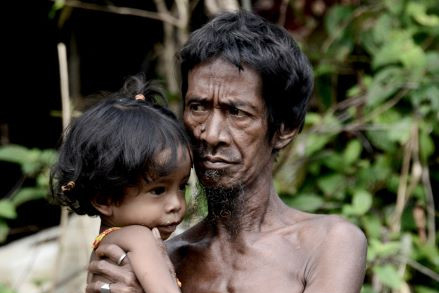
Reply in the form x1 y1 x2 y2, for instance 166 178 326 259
150 187 166 196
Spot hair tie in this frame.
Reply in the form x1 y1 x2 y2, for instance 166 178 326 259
61 181 75 192
135 94 145 101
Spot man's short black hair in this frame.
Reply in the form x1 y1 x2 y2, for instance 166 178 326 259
179 10 313 138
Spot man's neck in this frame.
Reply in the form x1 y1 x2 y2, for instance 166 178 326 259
204 173 286 239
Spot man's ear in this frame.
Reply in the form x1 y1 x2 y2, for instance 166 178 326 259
272 124 298 151
91 197 113 216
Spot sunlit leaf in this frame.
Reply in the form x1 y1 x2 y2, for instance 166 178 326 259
0 145 32 165
282 193 324 212
361 215 382 239
0 200 16 219
407 2 439 27
11 188 48 207
317 174 346 197
373 32 426 69
366 67 404 107
373 264 403 289
343 140 362 166
343 190 372 216
384 0 404 15
419 128 434 162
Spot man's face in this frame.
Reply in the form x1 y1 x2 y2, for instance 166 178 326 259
183 58 274 189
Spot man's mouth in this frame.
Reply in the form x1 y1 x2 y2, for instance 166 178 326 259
199 155 235 169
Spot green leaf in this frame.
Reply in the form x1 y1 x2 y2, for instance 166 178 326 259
372 14 396 44
11 187 48 207
366 130 395 152
369 238 401 260
343 140 362 166
425 52 439 74
387 118 412 144
0 220 9 243
415 286 439 293
304 112 322 126
419 128 434 162
373 264 403 289
282 193 324 212
372 32 426 69
366 67 404 107
325 5 354 37
384 0 404 15
317 174 345 197
0 200 17 219
0 145 33 165
304 134 332 156
343 190 372 216
361 215 382 239
322 152 346 172
407 2 439 27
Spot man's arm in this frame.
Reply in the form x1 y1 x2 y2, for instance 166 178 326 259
87 225 180 293
304 219 367 293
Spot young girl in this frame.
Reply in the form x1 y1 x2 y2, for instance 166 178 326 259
50 75 191 293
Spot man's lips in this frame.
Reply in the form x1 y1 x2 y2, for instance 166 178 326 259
199 155 237 168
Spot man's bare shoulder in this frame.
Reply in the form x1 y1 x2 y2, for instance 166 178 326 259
166 220 208 258
280 209 367 251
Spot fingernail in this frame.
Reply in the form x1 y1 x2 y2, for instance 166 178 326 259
152 227 161 239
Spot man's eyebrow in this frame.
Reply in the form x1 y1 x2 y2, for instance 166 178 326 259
220 99 258 112
185 95 207 103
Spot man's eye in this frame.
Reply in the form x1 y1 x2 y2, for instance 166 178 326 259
189 103 206 112
150 187 166 196
228 107 246 117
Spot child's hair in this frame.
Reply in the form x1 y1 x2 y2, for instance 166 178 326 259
49 75 191 216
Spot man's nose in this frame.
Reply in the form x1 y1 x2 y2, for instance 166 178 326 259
200 110 229 147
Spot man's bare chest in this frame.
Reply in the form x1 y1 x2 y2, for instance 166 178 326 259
175 240 308 293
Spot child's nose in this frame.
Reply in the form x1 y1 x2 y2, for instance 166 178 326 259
165 191 184 214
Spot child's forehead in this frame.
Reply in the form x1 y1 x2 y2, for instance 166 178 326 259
154 145 191 164
145 144 192 180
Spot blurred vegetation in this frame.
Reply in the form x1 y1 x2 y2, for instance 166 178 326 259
276 0 439 292
0 0 438 293
0 145 57 243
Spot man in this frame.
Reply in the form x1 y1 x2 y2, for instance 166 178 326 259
88 10 367 293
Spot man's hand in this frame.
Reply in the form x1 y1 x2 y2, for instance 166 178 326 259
86 243 143 293
85 227 176 293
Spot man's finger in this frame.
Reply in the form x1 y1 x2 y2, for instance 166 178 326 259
88 259 136 284
85 280 143 293
95 243 129 266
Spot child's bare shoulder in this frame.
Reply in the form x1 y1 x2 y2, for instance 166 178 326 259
101 225 155 250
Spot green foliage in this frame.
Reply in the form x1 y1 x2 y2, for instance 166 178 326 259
0 145 57 242
277 0 439 291
0 283 16 293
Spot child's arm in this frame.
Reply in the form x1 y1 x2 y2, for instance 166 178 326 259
99 225 181 293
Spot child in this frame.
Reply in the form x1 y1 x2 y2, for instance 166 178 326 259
50 75 191 293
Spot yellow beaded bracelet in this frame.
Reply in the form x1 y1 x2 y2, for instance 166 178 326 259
92 227 121 250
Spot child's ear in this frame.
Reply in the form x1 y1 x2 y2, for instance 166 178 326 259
91 197 113 216
272 124 298 151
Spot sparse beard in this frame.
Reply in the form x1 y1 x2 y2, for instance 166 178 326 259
196 182 245 238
